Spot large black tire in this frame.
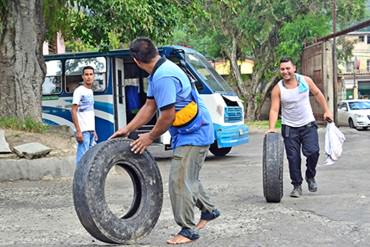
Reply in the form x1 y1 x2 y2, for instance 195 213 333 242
263 132 284 203
73 138 163 244
209 141 232 156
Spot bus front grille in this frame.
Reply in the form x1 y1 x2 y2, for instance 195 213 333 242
224 106 243 123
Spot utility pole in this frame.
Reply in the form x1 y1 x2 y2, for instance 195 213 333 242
332 0 338 124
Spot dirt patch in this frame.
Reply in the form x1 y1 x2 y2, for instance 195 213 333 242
4 126 76 158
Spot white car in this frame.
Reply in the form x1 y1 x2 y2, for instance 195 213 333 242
337 99 370 130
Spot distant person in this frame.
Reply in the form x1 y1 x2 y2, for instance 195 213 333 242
71 66 98 165
267 57 333 198
109 37 220 245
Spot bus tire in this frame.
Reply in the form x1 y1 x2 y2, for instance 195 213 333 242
73 138 163 244
263 132 284 203
209 141 231 156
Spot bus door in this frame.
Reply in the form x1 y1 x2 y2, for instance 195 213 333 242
122 58 160 141
114 58 126 129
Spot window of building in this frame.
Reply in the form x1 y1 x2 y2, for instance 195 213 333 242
367 60 370 72
65 57 107 93
346 61 354 72
367 35 370 44
42 60 62 95
359 35 365 42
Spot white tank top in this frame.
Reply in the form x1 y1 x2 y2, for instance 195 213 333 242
278 74 315 127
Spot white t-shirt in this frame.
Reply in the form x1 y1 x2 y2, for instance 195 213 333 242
72 85 95 132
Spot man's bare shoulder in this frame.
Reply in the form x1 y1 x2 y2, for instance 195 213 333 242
302 75 314 83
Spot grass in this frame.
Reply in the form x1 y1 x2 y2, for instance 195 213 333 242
0 116 48 133
245 120 282 129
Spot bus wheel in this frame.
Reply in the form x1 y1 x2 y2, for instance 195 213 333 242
263 132 284 203
209 141 232 156
73 138 163 244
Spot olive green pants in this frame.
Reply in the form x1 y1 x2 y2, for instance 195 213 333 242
169 145 216 230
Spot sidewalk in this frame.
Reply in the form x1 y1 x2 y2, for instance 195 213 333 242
0 128 76 181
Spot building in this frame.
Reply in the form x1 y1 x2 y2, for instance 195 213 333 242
338 27 370 100
211 59 254 76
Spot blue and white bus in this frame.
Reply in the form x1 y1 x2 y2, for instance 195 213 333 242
42 46 248 156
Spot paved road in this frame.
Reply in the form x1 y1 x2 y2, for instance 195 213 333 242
0 127 369 246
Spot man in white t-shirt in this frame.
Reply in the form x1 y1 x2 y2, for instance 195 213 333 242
71 66 98 165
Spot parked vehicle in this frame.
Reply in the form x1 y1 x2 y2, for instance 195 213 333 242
337 99 370 130
42 46 249 156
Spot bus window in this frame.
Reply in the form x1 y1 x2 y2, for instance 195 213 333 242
168 56 204 91
42 60 62 95
65 57 107 93
185 53 234 94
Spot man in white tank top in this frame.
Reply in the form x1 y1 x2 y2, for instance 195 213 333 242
268 57 333 198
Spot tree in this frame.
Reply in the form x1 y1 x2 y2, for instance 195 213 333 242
0 0 66 121
173 0 366 120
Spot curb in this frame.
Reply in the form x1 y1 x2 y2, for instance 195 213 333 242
0 156 75 182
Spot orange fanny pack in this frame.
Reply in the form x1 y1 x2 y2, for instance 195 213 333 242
172 101 198 127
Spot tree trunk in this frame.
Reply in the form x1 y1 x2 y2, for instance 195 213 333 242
0 0 45 121
228 37 248 97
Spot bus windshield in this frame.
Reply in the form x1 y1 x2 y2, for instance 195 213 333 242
185 52 234 94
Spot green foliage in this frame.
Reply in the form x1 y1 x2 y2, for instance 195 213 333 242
277 14 330 66
63 0 204 51
337 0 366 29
0 117 48 133
42 0 69 42
64 39 98 52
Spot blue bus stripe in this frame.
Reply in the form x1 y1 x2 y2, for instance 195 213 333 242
94 101 114 114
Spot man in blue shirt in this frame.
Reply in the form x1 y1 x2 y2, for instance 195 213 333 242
110 37 220 244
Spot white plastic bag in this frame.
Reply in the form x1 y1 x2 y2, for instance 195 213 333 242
323 122 345 166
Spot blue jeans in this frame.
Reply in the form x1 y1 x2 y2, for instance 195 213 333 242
282 122 320 186
76 131 95 166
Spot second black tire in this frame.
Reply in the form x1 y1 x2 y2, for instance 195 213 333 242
73 138 163 244
209 141 232 156
263 132 284 203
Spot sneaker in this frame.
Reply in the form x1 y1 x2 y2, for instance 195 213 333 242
290 185 302 198
306 177 318 192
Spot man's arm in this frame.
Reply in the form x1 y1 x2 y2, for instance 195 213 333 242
148 107 175 140
130 106 175 154
305 76 333 121
268 85 281 132
109 98 157 139
71 104 83 143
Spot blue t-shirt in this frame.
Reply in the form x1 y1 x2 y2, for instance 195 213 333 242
147 59 214 149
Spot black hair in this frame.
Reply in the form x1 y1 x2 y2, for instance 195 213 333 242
129 37 159 63
280 57 294 65
82 66 94 74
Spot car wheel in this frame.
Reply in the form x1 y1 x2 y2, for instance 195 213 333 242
209 141 232 156
73 138 163 244
348 118 355 128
